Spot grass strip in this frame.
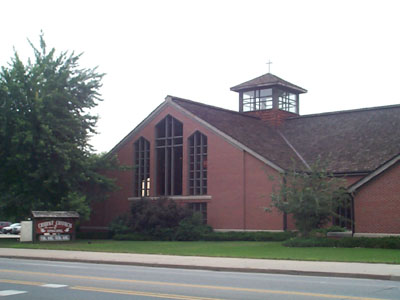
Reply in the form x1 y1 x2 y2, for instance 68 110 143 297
0 239 399 264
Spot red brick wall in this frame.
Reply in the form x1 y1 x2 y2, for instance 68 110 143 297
85 102 284 230
245 109 297 127
244 152 283 230
354 162 400 234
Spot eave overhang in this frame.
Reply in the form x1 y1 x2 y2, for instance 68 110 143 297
348 154 400 193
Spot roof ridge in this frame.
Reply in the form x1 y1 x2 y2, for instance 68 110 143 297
230 72 307 93
168 95 261 120
290 103 400 120
277 130 311 170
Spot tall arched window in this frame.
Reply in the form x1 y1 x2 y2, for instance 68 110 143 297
134 137 150 197
155 115 183 195
188 131 207 195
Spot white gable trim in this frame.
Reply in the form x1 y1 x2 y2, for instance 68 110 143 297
167 97 284 173
107 101 168 156
348 154 400 193
107 96 284 173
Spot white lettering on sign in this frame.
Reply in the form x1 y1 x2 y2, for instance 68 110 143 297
39 234 71 242
37 220 73 234
55 221 72 228
38 220 54 228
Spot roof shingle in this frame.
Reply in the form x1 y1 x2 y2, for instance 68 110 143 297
172 97 400 174
230 73 307 94
281 105 400 173
171 97 304 170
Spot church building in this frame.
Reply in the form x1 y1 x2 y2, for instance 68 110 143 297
86 73 400 236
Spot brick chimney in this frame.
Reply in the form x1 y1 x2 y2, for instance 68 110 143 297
245 109 298 127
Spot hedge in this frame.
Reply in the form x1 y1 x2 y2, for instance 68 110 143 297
283 237 400 249
76 231 112 240
201 231 294 241
113 231 295 242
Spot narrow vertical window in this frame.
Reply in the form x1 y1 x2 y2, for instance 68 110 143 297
189 131 207 195
134 137 150 197
333 193 353 230
155 115 183 195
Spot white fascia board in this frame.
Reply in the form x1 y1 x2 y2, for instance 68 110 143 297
348 154 400 193
106 101 169 156
167 97 284 173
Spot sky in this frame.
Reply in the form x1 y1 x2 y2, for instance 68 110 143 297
1 0 400 153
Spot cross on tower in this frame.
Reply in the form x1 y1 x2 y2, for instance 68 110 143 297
266 60 272 73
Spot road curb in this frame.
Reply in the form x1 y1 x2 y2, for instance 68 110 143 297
1 254 398 282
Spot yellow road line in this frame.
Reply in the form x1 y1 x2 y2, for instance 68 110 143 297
0 269 387 300
72 285 224 300
0 278 44 286
0 278 223 300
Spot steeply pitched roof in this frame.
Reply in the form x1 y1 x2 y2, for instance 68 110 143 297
230 73 307 94
171 97 304 170
280 105 400 173
172 97 400 174
348 155 400 192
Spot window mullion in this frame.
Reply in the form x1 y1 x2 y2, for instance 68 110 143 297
199 133 203 194
194 132 198 195
164 144 168 196
171 118 175 195
144 140 148 196
139 139 143 197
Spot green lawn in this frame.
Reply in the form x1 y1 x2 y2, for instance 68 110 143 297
1 239 399 264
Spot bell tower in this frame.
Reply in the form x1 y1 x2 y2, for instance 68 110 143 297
230 73 307 126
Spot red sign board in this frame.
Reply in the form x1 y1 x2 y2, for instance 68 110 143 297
36 219 74 234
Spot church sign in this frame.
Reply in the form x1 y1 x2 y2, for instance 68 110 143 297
31 211 79 242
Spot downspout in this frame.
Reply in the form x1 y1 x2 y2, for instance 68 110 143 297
283 176 287 231
350 192 356 237
243 150 247 230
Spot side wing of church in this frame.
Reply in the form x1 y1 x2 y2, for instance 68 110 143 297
86 73 400 236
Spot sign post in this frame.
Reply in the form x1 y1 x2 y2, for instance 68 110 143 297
31 211 79 242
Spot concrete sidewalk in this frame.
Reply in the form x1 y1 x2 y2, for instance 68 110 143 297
0 248 400 281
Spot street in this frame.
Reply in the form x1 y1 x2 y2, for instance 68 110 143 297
0 258 399 299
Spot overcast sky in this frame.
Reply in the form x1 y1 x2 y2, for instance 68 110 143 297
2 0 400 153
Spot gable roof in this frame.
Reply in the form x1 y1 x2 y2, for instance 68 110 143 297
108 93 399 176
172 97 400 174
280 105 400 173
348 154 400 193
230 73 307 94
171 96 305 170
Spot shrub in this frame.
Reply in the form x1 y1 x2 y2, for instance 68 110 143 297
111 200 212 241
283 237 335 247
109 214 132 235
130 198 192 233
201 231 294 242
311 226 347 237
174 213 213 241
77 231 112 240
283 237 400 249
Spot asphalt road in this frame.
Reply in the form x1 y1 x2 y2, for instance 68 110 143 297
0 258 399 300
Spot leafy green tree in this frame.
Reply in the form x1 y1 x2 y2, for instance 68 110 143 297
270 160 349 237
0 34 116 220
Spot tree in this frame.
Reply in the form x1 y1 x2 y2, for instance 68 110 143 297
0 34 116 220
270 160 349 236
